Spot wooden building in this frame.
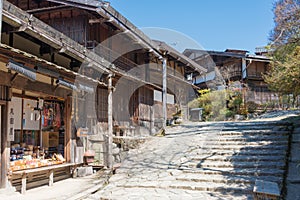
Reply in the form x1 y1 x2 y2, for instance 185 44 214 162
183 49 275 105
0 0 206 192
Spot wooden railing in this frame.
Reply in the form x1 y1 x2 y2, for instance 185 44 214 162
247 72 264 79
229 71 242 78
86 40 138 72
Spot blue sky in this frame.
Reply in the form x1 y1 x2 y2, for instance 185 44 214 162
107 0 275 54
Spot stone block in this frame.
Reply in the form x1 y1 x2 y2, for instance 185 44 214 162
77 166 93 177
292 133 300 142
286 183 300 200
234 114 245 121
253 180 280 199
112 147 120 155
287 162 300 182
290 143 300 162
75 147 84 163
294 127 300 133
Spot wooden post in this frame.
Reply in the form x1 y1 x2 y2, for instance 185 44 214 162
0 0 3 43
21 173 26 194
107 75 113 169
0 104 2 187
1 102 8 188
49 170 53 186
150 106 154 135
65 96 72 163
162 58 167 129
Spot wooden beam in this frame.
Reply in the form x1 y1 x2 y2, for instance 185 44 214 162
27 5 70 14
10 72 18 82
0 71 70 98
88 18 106 24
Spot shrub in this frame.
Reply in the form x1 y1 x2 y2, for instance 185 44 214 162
247 101 258 113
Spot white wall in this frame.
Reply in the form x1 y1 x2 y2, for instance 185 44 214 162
154 90 175 104
9 97 40 130
193 71 216 84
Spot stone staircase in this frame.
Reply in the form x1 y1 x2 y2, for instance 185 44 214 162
89 120 292 200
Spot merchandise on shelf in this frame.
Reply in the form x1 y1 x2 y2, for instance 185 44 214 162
9 153 65 172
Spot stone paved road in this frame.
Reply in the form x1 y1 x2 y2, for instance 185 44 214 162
86 119 292 200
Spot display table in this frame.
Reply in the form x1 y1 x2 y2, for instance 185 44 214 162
10 163 79 194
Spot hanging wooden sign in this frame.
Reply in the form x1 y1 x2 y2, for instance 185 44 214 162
8 108 15 141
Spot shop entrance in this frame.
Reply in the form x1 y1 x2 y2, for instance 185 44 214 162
9 96 66 172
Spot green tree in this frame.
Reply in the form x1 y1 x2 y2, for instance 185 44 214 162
264 0 300 108
264 46 300 107
270 0 300 46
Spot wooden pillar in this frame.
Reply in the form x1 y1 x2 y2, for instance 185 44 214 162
0 0 2 43
107 75 113 169
162 58 167 129
1 101 9 188
65 96 72 163
49 170 53 186
21 173 26 194
145 56 150 82
150 106 154 135
0 104 2 187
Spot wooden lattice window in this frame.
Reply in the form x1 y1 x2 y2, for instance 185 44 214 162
97 86 108 122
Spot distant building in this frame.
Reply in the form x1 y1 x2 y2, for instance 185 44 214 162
183 48 277 105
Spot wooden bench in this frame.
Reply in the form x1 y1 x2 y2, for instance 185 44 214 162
10 163 78 194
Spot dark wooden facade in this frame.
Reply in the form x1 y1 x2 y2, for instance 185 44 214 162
0 0 206 190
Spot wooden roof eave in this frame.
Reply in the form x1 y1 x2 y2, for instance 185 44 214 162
45 0 208 76
46 0 99 11
153 41 207 74
46 0 163 58
2 0 112 75
0 43 108 87
27 5 72 14
3 1 197 91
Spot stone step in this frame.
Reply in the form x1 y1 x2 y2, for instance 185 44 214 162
189 122 292 130
178 167 285 177
201 141 288 146
95 186 253 200
194 122 286 127
200 145 288 151
167 128 290 137
205 135 289 142
175 173 283 185
184 160 285 169
191 155 286 162
118 180 253 195
197 126 278 132
218 130 290 136
192 149 287 156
